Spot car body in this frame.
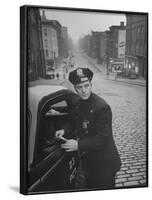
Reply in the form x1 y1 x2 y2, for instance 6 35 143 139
27 85 80 194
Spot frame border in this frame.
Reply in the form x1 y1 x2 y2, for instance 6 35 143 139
20 5 148 195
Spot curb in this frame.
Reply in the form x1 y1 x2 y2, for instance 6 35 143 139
106 78 146 87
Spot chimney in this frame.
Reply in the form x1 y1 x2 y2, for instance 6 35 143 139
42 10 46 20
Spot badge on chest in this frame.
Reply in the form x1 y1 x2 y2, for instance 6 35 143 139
82 119 90 129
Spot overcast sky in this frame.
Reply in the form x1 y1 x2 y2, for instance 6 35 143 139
40 9 126 43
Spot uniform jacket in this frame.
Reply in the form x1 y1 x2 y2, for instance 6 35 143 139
73 92 121 181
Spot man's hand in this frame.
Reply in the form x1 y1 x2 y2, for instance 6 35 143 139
61 139 78 152
55 129 65 139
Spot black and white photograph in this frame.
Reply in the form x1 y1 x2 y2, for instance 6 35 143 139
20 5 148 195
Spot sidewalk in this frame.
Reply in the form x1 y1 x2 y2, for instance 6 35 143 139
106 75 146 87
82 52 146 87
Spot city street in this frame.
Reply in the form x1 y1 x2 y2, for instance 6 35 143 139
63 50 147 188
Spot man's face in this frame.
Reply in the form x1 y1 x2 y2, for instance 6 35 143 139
74 80 92 100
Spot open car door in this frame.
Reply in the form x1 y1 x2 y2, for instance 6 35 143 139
28 91 80 193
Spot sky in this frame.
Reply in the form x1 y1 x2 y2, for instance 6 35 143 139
40 9 126 43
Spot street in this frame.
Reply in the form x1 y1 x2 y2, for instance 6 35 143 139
63 50 147 188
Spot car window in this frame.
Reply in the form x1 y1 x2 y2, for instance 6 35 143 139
45 100 68 116
51 100 67 108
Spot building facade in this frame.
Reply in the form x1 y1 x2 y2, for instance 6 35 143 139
41 12 58 69
99 32 107 65
91 31 101 59
42 25 59 61
41 11 70 72
61 26 69 58
27 8 45 81
41 11 63 71
125 14 148 79
106 22 126 72
90 31 107 63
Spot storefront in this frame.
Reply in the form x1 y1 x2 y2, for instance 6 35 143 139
125 55 139 78
109 58 124 75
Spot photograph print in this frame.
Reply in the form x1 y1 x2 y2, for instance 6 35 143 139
20 5 148 195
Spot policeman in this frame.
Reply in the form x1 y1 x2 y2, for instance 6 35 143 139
56 67 121 189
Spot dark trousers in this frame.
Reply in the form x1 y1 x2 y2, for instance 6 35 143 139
86 173 115 189
75 161 116 190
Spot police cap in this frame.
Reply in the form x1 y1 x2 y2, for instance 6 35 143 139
68 67 93 85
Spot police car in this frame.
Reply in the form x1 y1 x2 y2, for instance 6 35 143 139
27 85 80 194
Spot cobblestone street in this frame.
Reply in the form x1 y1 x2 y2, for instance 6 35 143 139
95 77 147 188
67 50 147 188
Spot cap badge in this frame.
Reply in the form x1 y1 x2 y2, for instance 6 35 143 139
77 68 83 77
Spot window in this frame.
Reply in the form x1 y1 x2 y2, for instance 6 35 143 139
44 28 47 36
45 49 49 57
46 100 68 116
45 39 48 48
50 100 67 108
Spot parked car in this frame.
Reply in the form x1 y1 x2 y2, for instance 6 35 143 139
128 69 138 79
27 85 80 194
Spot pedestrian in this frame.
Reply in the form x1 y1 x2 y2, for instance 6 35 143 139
70 55 75 68
107 69 109 79
56 72 59 80
55 67 121 190
63 73 66 79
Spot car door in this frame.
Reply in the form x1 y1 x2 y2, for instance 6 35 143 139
28 92 80 193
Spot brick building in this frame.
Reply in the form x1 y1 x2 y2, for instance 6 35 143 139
91 31 101 59
106 22 126 59
27 7 45 81
99 32 107 65
41 11 62 70
90 31 107 63
84 35 92 57
106 22 126 72
125 14 148 79
61 26 69 58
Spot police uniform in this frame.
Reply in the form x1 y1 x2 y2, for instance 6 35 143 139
69 68 121 189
